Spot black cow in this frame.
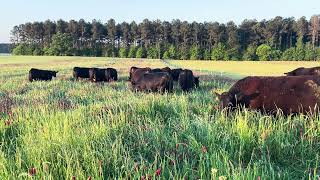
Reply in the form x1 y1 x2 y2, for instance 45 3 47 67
131 72 173 93
106 68 118 81
73 67 91 80
89 68 106 82
178 69 199 91
171 68 183 81
29 68 58 82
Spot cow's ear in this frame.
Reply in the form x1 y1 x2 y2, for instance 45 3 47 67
55 71 59 73
284 72 288 75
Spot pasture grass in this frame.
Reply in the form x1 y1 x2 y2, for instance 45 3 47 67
0 56 320 179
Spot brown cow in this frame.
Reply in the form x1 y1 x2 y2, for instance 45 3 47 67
215 76 320 115
131 72 173 93
285 66 320 76
129 67 151 83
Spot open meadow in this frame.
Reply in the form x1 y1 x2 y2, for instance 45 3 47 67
0 56 320 179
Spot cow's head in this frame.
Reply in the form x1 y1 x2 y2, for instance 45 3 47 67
52 71 58 77
284 67 304 76
214 91 260 109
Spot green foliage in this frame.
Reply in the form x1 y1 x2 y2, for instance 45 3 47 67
147 46 159 59
189 45 202 60
119 47 128 58
211 43 227 60
46 33 74 56
281 47 296 60
128 46 137 58
203 49 211 60
136 47 146 58
255 44 283 61
12 43 34 55
305 43 317 61
33 47 44 56
163 45 177 60
243 45 258 60
225 47 241 60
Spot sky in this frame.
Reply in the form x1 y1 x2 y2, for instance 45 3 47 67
0 0 319 43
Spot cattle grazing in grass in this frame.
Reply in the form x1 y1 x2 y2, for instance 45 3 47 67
178 69 200 91
89 68 118 82
129 67 151 84
215 76 320 115
106 68 118 81
29 68 58 82
171 68 183 81
89 68 105 82
285 66 320 76
73 67 91 80
131 72 173 93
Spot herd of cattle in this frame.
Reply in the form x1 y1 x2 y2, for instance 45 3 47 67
28 65 320 115
28 66 199 92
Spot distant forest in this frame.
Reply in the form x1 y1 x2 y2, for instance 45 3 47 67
0 44 11 53
10 15 320 60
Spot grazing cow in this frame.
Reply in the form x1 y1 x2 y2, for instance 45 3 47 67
130 67 151 84
29 68 58 82
89 68 106 82
285 66 320 76
89 68 118 82
178 69 199 91
106 68 118 81
215 76 320 115
171 68 183 81
73 67 91 80
129 67 151 81
131 72 173 93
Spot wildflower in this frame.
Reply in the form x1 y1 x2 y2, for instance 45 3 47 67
219 176 227 180
87 176 92 180
4 120 12 126
202 146 207 153
211 168 218 177
72 176 76 180
155 168 161 176
98 160 103 176
28 167 37 176
134 162 139 171
257 176 261 180
300 128 303 138
141 175 146 180
176 143 179 149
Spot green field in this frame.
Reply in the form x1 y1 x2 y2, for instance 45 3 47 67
0 56 320 179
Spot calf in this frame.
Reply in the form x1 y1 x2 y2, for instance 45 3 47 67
215 76 320 115
285 66 320 76
29 68 58 82
131 72 173 93
73 67 91 80
178 69 199 91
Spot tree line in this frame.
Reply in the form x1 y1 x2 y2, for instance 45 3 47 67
11 15 320 60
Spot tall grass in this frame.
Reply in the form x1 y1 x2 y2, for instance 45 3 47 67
0 57 319 179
